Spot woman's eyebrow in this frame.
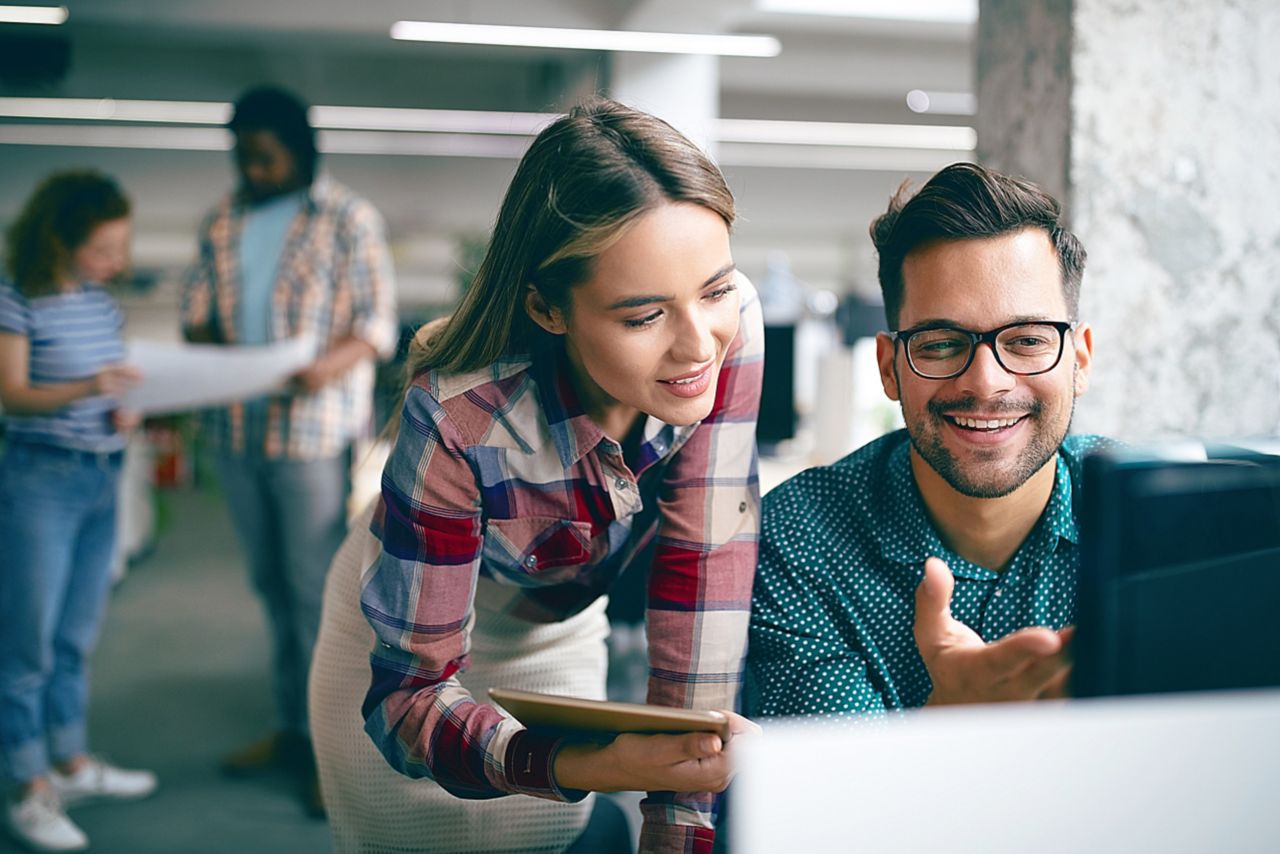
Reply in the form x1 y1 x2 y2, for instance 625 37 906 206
605 263 737 311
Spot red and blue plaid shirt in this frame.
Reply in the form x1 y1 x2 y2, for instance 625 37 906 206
181 174 398 459
361 275 763 853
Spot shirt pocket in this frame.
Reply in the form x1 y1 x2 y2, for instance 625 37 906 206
483 516 594 579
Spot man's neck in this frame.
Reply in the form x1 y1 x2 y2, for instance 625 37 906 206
909 449 1058 572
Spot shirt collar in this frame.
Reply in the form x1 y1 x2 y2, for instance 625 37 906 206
878 435 1078 573
530 343 610 470
231 172 332 214
529 341 680 474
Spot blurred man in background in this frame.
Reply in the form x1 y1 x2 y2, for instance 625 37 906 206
181 85 397 815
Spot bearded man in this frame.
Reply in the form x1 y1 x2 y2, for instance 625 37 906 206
747 162 1110 717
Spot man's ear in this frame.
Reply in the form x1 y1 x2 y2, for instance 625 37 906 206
876 332 901 402
524 285 567 335
1071 323 1094 396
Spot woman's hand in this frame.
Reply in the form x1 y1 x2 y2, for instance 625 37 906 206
92 364 142 396
553 710 761 794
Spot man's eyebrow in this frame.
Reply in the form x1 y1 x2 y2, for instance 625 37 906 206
605 264 737 311
907 313 1057 330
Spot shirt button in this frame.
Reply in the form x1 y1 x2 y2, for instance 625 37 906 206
615 477 628 490
738 501 748 513
524 555 538 568
993 589 1003 598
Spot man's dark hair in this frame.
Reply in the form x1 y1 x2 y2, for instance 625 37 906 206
870 162 1086 328
228 86 318 185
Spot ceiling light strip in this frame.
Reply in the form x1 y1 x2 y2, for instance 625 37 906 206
390 21 781 57
0 4 67 25
717 118 975 150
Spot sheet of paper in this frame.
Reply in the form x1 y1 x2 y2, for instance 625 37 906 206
121 336 317 415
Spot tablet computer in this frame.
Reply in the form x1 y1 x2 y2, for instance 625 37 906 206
489 688 731 741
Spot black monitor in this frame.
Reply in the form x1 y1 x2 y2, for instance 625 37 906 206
1073 446 1280 698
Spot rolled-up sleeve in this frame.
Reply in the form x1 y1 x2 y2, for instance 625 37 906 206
640 275 764 853
341 201 398 361
180 212 217 338
360 380 581 801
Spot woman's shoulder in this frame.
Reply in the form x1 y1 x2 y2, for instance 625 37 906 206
0 281 26 333
404 356 537 444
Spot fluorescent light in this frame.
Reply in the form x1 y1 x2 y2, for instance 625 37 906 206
0 124 228 150
0 98 558 135
905 89 977 116
0 98 977 169
0 124 529 159
0 97 228 124
390 21 781 57
718 142 969 172
311 106 553 135
319 130 530 159
0 4 67 25
756 0 976 24
717 118 975 150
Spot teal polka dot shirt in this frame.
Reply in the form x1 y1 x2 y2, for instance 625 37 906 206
746 429 1112 718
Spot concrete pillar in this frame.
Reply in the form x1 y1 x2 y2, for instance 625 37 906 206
977 0 1280 439
611 53 719 156
607 0 722 155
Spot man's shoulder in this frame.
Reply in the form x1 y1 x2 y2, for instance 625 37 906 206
765 429 909 516
761 429 910 569
1060 433 1122 485
312 176 381 226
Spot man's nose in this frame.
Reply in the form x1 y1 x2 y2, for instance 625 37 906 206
954 340 1016 397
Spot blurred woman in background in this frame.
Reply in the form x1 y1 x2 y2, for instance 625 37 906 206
0 171 156 853
310 98 763 853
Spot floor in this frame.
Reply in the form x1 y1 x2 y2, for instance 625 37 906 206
2 487 334 854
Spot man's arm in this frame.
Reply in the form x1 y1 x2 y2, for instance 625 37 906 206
914 557 1072 704
181 213 221 344
747 523 891 719
293 200 398 391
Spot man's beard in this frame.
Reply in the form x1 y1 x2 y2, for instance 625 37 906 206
902 392 1073 499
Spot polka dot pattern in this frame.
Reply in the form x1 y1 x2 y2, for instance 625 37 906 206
745 429 1112 719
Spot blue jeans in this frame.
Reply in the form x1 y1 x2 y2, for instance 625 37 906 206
0 442 122 784
215 451 350 736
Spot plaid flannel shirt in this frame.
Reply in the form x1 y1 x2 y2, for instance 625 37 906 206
361 275 763 853
181 174 398 459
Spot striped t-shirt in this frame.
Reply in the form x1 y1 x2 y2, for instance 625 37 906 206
0 281 127 452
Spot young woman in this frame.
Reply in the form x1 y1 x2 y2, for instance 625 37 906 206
0 171 157 853
309 99 763 853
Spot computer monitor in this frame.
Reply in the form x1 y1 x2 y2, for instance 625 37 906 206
1073 445 1280 698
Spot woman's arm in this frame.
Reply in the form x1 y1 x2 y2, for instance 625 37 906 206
641 274 766 852
0 331 138 415
360 380 584 802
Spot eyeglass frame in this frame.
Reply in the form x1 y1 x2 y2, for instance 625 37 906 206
889 320 1079 380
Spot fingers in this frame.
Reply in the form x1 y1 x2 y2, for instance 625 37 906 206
1036 666 1073 700
719 710 762 737
913 557 956 646
983 626 1062 673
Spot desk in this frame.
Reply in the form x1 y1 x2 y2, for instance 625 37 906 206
733 691 1280 854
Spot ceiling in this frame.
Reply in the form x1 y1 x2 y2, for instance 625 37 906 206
0 1 979 301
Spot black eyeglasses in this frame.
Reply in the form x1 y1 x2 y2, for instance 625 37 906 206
891 321 1077 380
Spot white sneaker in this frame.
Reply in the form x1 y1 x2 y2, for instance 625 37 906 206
50 756 157 807
4 789 89 853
